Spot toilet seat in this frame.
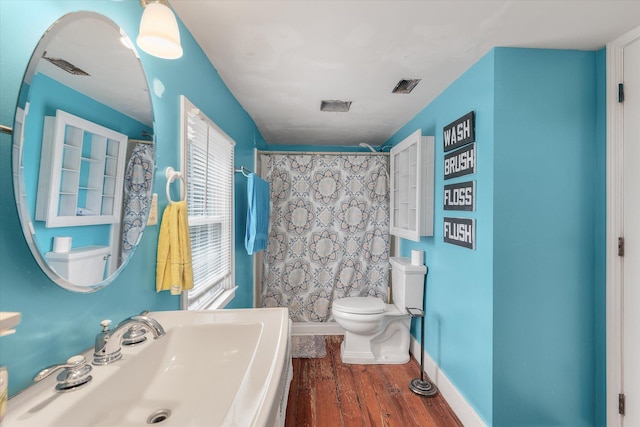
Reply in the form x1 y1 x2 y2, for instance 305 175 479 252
332 297 385 314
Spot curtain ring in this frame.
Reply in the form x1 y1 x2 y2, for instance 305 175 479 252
165 166 186 203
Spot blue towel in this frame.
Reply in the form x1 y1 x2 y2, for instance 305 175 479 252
245 173 270 255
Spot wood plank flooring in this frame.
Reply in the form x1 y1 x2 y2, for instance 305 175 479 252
285 335 463 427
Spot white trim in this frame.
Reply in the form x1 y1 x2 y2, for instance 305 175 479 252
178 95 236 311
257 150 389 156
410 336 487 427
606 25 640 427
206 286 238 310
253 148 261 308
291 321 344 336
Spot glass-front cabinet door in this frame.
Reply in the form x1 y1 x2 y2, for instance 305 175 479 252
390 129 434 242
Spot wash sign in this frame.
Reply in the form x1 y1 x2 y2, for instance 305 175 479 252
443 111 475 152
444 217 475 249
444 181 475 211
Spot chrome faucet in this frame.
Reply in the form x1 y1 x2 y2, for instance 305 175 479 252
93 314 166 365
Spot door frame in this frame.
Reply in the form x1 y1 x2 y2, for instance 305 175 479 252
606 25 640 427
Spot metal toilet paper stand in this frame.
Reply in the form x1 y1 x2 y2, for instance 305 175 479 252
406 306 438 397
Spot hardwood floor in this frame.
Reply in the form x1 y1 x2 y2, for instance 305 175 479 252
285 335 463 427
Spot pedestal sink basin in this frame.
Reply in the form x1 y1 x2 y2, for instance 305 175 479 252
5 308 291 426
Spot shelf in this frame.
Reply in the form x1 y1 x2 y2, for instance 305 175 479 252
81 156 100 163
35 109 128 227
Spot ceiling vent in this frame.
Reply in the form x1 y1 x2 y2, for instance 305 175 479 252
42 52 90 76
392 79 421 94
320 100 352 112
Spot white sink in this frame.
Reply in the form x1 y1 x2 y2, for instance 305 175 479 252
6 308 291 427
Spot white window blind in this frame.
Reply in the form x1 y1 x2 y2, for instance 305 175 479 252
181 97 235 310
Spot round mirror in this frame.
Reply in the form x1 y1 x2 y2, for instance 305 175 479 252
12 12 154 292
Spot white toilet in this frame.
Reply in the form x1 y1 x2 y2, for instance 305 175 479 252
332 257 427 364
45 245 111 286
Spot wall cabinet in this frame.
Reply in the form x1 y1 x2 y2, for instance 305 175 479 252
36 110 127 227
390 130 434 241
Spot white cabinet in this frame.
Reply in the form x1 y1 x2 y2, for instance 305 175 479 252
36 110 128 227
390 129 434 241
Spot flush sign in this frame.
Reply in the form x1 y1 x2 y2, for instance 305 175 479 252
443 111 475 152
444 143 475 180
444 217 475 249
444 180 475 211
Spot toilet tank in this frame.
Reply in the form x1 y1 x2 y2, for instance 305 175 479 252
45 245 111 286
390 257 427 311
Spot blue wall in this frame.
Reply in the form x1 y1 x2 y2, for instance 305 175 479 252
25 73 153 254
492 48 601 427
385 48 605 426
0 1 263 396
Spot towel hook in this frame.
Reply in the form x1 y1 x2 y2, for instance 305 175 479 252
165 167 186 203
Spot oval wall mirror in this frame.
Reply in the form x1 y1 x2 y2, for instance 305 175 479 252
12 12 155 292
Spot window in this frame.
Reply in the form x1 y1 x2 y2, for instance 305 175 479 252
180 96 235 310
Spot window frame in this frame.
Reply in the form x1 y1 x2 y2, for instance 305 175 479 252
179 96 236 310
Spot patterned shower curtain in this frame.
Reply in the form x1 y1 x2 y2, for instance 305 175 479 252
121 143 154 262
260 153 390 322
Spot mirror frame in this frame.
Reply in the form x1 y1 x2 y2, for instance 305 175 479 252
12 11 155 293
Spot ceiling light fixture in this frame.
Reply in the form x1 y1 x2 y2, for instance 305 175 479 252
137 0 183 59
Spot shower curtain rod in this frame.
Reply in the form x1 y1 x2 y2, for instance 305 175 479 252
0 124 12 135
129 138 154 145
258 150 389 156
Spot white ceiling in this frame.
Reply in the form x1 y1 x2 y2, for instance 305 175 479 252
171 0 640 147
30 13 153 128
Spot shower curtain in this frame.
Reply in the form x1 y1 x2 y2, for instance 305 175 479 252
121 143 154 262
260 153 390 322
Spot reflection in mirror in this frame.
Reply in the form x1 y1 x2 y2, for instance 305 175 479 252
12 12 155 292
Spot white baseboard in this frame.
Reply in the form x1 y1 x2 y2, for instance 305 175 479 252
410 336 487 427
291 321 344 336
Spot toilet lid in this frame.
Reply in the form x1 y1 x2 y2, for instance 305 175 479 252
332 297 385 314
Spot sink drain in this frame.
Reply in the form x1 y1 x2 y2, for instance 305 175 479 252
147 409 172 424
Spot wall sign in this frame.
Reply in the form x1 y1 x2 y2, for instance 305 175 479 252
444 180 475 211
444 217 475 249
443 111 475 152
444 143 475 180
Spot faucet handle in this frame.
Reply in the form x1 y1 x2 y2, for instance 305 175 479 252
100 319 112 332
122 324 148 346
34 355 86 381
34 355 92 392
121 312 155 346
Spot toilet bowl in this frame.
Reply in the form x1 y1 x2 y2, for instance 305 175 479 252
332 257 427 364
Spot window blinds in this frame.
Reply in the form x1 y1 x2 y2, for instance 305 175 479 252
184 108 234 310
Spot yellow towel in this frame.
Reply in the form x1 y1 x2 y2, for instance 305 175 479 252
156 200 194 294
